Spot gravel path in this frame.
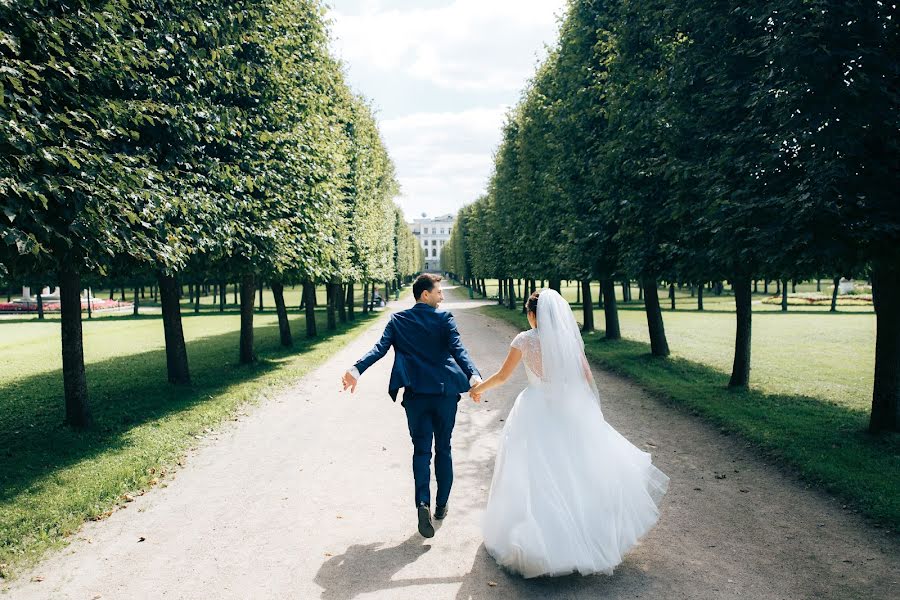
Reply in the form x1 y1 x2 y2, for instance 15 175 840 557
4 287 898 599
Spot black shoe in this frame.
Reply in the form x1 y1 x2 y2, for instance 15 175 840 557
434 504 448 520
417 504 435 538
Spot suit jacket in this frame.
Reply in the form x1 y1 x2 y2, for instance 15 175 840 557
354 302 481 401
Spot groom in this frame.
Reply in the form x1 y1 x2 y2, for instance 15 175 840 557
341 274 482 538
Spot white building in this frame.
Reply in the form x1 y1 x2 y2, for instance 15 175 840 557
410 213 455 272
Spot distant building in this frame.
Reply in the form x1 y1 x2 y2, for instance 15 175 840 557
410 213 455 272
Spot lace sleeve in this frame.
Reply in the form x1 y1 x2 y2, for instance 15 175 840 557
511 331 528 351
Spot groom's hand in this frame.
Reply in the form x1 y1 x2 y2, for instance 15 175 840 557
341 371 358 393
469 376 483 402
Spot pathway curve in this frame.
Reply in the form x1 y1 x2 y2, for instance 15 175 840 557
4 287 898 599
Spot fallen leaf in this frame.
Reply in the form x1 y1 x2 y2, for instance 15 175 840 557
488 582 498 587
739 488 750 493
138 536 146 543
122 494 134 502
693 487 702 491
324 553 333 557
31 575 44 582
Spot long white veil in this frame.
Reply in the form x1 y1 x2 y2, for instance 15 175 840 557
535 289 602 411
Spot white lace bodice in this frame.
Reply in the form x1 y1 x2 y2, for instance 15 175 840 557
511 328 544 385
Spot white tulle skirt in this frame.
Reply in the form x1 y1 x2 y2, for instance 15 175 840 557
482 383 669 578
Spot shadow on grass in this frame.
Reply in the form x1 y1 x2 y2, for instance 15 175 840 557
0 309 377 506
480 304 899 532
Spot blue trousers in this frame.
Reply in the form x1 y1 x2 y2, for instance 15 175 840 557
402 390 460 507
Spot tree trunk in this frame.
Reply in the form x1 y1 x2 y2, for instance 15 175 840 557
347 283 355 321
326 281 337 330
86 288 92 319
831 276 840 312
258 282 264 312
239 273 256 364
193 283 200 314
59 265 91 429
219 279 226 312
362 282 369 314
776 279 781 295
530 279 536 294
272 281 293 348
188 283 194 303
601 279 620 340
621 280 628 302
792 280 797 294
869 260 900 432
549 278 561 293
507 277 516 310
576 282 581 304
581 279 594 332
698 285 704 311
120 286 126 302
233 284 238 305
36 290 44 319
337 281 347 323
642 277 670 357
157 272 190 385
304 282 317 338
133 286 139 316
669 283 676 310
497 277 505 305
781 279 789 312
764 279 769 294
729 278 752 388
753 280 758 293
817 278 822 292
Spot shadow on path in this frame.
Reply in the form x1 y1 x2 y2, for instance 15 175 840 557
314 534 463 600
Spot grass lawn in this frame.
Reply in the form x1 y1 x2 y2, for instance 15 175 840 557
471 288 899 532
2 282 382 319
0 291 394 578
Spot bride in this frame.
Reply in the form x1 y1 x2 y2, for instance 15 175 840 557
469 289 669 578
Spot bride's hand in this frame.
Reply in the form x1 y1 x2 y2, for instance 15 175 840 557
469 382 483 402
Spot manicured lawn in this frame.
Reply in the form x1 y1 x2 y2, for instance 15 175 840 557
475 292 898 532
0 294 390 577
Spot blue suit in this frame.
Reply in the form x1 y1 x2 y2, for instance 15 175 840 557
354 302 481 507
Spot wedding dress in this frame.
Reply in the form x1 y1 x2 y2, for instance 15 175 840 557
482 290 669 578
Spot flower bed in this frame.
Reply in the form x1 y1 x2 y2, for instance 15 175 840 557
0 299 131 313
761 292 873 306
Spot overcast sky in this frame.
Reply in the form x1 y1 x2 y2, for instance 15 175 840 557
327 0 566 221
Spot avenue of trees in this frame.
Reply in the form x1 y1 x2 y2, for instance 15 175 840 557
0 0 422 429
442 0 898 432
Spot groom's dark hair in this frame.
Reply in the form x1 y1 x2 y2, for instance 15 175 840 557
413 273 443 300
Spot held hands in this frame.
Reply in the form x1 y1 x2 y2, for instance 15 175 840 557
341 371 358 394
469 377 484 403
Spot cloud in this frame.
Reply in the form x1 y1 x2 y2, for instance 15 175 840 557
327 1 565 217
379 106 508 217
329 0 566 92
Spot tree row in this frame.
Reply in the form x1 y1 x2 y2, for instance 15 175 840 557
442 0 898 432
0 0 422 428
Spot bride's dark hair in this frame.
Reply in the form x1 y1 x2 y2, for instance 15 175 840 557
526 290 540 315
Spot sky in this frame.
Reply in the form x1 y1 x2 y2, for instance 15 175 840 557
327 0 567 221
